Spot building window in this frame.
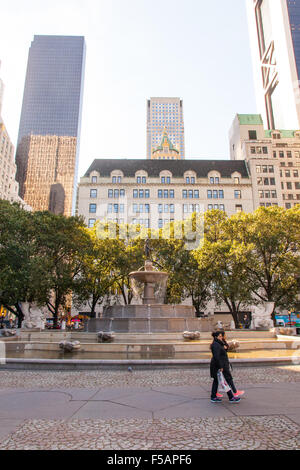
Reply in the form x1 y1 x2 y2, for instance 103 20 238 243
88 219 96 228
210 177 220 184
91 176 97 183
262 147 268 154
248 130 257 140
219 190 224 199
207 190 212 199
169 190 174 198
191 177 195 184
250 147 256 154
186 177 190 184
89 204 97 213
234 177 240 184
114 189 119 198
120 189 125 197
108 189 113 198
235 205 243 212
273 151 277 158
133 189 138 198
188 190 193 198
194 190 199 198
287 151 292 158
158 190 163 198
145 189 150 198
182 190 187 198
90 189 97 198
234 190 241 199
107 204 112 213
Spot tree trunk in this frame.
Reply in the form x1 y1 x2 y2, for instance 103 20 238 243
2 303 24 328
90 295 98 318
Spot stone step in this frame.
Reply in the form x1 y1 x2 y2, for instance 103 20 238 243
5 338 299 354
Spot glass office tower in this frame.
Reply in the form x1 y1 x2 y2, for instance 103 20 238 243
16 35 85 215
247 0 300 130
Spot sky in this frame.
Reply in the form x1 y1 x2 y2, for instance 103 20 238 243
0 0 257 178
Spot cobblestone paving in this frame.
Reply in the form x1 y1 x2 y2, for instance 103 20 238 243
0 416 299 450
0 366 300 389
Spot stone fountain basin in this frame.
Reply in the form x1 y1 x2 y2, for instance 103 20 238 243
129 271 168 283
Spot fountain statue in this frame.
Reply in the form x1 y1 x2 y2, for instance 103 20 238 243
21 302 47 330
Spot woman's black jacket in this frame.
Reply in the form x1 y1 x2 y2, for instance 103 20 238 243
210 338 231 379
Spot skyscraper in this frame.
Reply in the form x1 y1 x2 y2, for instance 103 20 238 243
0 62 4 118
147 97 185 159
246 0 300 130
16 35 86 215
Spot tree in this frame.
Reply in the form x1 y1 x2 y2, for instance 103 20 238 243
195 210 255 327
32 211 92 326
233 206 300 320
73 225 118 317
0 201 45 327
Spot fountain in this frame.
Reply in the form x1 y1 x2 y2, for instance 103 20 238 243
85 242 203 334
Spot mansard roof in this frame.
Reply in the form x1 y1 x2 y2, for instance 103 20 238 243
84 159 250 179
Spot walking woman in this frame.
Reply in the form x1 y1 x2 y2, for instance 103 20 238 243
210 331 242 403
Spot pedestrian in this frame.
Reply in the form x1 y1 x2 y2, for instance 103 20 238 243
216 331 244 399
210 331 242 403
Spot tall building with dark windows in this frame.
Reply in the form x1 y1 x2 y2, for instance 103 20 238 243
247 0 300 130
16 35 86 216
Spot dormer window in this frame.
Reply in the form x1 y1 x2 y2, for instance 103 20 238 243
161 176 171 184
112 176 122 184
272 132 281 140
91 176 97 183
210 177 220 184
137 176 146 184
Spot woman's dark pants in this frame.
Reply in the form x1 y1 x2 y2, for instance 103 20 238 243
211 370 237 400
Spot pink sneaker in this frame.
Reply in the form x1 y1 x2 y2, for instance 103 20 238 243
216 392 223 398
234 390 245 397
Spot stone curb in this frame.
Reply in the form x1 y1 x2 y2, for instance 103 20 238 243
0 356 297 370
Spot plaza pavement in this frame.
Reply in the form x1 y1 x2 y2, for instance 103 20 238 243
0 366 299 450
